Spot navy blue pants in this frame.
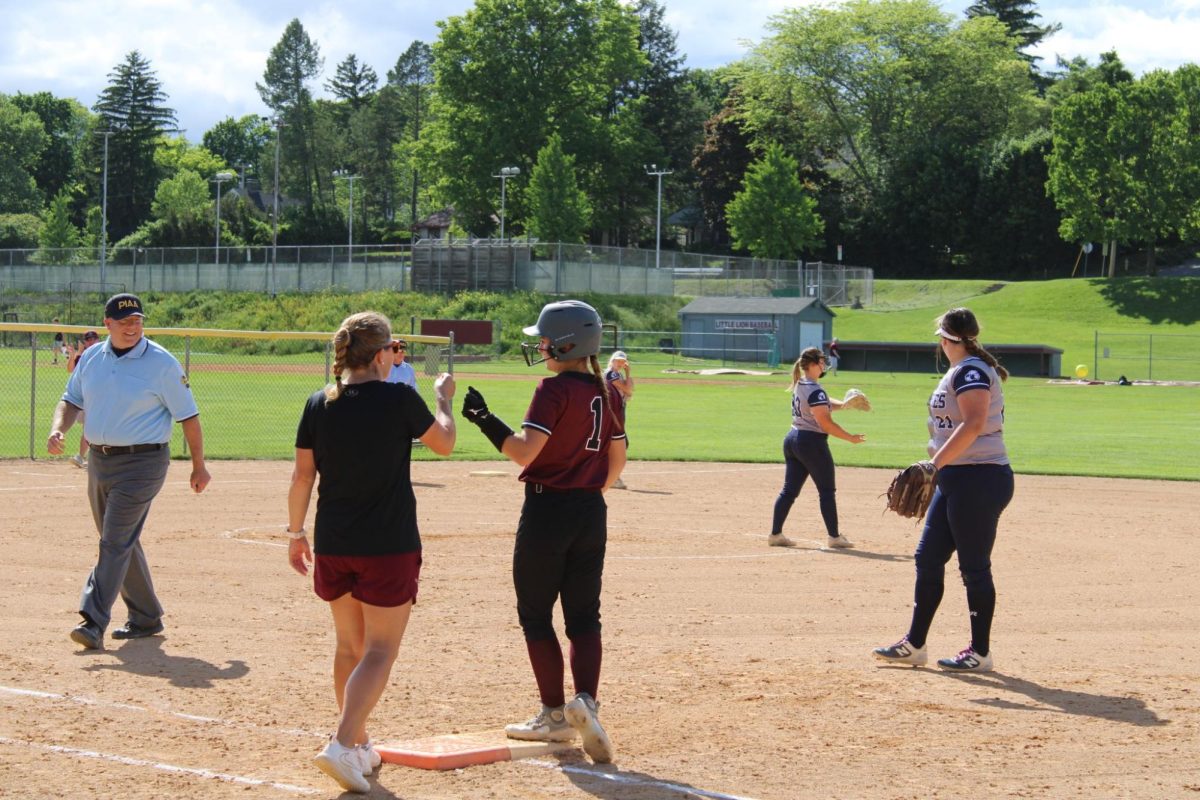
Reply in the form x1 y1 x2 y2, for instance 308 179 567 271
907 464 1014 656
772 428 839 538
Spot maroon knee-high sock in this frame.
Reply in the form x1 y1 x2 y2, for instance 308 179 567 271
525 638 565 708
569 631 602 700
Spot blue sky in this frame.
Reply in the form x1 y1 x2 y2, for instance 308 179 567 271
1 0 1197 141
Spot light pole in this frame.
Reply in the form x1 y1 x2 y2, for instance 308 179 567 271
492 166 520 241
263 116 285 296
211 171 234 267
644 164 673 270
333 170 361 270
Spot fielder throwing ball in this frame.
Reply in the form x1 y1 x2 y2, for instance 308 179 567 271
769 347 865 549
287 311 456 793
461 300 626 764
874 307 1014 672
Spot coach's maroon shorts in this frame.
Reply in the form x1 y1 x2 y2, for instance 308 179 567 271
313 551 422 607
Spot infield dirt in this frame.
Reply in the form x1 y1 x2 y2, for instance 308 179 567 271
2 459 1197 799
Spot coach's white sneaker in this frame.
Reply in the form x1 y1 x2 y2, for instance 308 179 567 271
827 534 854 549
565 693 614 763
873 637 928 667
70 454 86 469
314 737 370 793
937 647 993 673
505 704 577 742
359 740 382 774
768 533 796 548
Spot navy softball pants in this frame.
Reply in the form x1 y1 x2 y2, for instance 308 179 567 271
907 463 1014 656
772 428 839 538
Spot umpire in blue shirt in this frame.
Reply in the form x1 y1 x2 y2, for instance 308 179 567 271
47 293 211 650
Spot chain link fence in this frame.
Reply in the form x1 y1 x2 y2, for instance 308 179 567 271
1 244 873 306
0 323 452 461
1093 331 1200 381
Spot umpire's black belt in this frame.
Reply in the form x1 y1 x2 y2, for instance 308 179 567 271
89 443 165 456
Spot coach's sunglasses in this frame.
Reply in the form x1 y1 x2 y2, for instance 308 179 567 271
390 341 407 353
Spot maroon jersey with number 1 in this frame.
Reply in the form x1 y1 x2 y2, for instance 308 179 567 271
519 371 626 490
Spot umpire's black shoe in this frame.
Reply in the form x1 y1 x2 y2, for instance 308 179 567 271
70 621 103 650
112 620 165 640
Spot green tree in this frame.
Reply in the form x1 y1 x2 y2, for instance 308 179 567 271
10 92 91 207
258 19 324 214
0 213 43 247
155 135 228 185
693 96 754 247
91 51 178 240
202 115 271 177
740 0 1040 272
726 143 823 259
151 169 210 226
965 0 1060 59
0 96 49 213
325 54 378 110
428 0 644 234
39 189 81 261
526 134 591 243
388 41 434 229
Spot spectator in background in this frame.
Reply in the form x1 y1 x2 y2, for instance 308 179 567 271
65 330 101 468
828 338 841 376
385 339 417 388
52 320 65 365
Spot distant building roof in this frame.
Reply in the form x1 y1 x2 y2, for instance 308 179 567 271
413 208 454 231
666 206 703 226
678 296 835 316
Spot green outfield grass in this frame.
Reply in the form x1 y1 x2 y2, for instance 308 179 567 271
5 276 1197 478
7 355 1195 480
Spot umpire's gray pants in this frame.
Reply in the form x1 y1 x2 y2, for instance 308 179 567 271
79 447 170 631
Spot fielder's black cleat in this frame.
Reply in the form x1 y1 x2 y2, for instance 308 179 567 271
112 620 165 640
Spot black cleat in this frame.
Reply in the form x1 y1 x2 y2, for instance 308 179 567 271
112 620 165 640
70 621 103 650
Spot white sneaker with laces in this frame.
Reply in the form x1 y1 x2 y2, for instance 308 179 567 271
359 740 382 774
505 704 576 742
564 693 614 763
767 533 795 548
70 454 86 469
937 647 993 672
873 637 928 666
827 535 854 549
314 737 370 793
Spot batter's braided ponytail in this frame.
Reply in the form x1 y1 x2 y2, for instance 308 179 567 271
936 307 1009 382
324 311 393 404
589 354 612 420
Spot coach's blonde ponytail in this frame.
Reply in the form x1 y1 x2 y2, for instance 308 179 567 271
936 307 1009 382
325 311 392 403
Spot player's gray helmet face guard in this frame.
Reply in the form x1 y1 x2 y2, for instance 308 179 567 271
521 300 603 366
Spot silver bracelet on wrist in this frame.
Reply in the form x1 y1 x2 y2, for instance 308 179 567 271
286 527 307 540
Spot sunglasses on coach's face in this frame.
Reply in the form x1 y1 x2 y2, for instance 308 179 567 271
390 342 407 353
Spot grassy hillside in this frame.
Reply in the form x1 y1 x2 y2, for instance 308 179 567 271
838 277 1200 371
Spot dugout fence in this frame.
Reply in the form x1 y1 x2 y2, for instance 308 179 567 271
0 323 452 461
1093 331 1200 382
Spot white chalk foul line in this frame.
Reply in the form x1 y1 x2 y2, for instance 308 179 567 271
0 684 323 739
0 736 319 795
525 758 762 800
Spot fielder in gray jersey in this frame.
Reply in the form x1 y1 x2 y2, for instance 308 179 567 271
874 308 1014 674
926 356 1009 466
770 347 865 550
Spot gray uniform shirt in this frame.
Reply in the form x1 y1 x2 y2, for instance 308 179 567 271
791 378 830 434
927 356 1009 465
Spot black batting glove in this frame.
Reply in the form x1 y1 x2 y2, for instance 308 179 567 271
462 386 513 452
462 386 492 424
